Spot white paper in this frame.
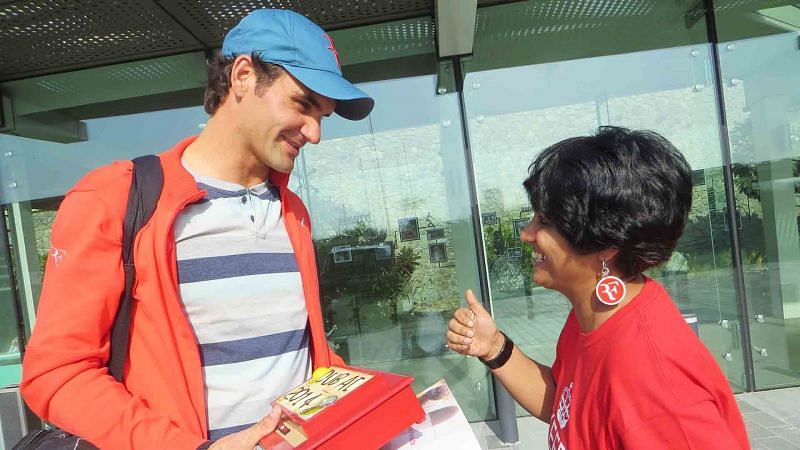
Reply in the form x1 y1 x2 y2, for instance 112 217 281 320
382 379 482 450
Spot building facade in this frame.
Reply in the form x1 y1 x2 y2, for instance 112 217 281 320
1 0 799 444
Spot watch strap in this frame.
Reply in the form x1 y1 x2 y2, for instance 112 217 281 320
480 331 514 370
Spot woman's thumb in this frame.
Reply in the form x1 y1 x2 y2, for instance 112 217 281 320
465 289 484 312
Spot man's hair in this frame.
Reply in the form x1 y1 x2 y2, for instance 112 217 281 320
522 126 693 277
203 51 285 115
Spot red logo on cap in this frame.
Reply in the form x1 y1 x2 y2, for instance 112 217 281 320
323 33 341 69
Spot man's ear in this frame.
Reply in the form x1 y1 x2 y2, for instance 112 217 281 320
230 55 255 98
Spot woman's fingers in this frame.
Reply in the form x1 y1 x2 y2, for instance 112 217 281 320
447 342 471 354
447 329 473 346
447 300 493 357
447 313 479 356
453 307 475 328
448 315 475 337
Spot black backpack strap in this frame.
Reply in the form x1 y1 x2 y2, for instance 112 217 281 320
108 155 164 381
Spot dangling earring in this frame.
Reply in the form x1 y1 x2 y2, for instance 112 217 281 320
595 259 627 306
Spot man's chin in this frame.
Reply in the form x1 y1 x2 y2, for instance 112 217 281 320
272 162 295 174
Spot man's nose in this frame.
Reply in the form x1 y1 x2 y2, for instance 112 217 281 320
302 117 322 144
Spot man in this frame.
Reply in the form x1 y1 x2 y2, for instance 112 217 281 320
21 9 373 449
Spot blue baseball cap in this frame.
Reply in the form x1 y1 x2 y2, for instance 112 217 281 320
222 9 374 121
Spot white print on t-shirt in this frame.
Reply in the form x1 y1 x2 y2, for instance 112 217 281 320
548 382 573 450
557 382 573 428
49 247 67 266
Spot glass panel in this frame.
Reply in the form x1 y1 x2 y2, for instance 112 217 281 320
464 0 748 412
716 0 800 389
294 75 496 422
0 108 209 206
0 208 22 387
0 107 208 331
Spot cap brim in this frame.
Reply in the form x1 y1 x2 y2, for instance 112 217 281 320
283 65 374 120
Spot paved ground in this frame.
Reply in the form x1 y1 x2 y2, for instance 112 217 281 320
470 387 800 449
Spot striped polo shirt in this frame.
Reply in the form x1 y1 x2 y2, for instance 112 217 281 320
173 168 311 440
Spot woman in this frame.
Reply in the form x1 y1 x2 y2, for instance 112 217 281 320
447 127 749 449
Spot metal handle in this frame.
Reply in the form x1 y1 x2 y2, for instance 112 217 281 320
325 324 338 337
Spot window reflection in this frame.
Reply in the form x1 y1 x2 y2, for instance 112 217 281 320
718 29 800 389
464 43 747 394
296 75 495 421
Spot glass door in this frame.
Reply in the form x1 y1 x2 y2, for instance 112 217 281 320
715 0 800 389
0 208 22 388
462 0 749 399
294 74 497 421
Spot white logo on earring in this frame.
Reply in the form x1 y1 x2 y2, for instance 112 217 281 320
599 281 621 298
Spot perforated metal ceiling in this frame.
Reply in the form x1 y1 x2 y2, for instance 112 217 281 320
0 0 452 81
0 0 532 82
1 0 788 82
159 0 433 46
0 0 201 81
468 0 715 72
474 0 661 37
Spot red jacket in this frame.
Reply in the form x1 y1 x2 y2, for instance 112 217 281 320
21 136 342 449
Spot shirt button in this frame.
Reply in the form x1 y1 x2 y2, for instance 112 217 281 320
242 196 247 204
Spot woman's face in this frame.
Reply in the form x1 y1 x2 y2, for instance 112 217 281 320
520 212 598 297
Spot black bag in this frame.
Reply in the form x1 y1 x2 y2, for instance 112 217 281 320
13 155 164 450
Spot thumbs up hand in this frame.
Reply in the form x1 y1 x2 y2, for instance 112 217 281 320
447 289 503 360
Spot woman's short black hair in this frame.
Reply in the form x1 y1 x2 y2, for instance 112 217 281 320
522 126 693 277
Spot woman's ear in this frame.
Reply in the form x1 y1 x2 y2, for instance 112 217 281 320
597 248 621 267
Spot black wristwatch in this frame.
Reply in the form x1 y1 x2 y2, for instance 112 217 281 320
480 331 514 370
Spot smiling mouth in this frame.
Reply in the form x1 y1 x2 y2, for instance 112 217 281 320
283 138 303 156
534 252 547 262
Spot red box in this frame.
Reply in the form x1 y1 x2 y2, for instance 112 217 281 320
260 366 425 449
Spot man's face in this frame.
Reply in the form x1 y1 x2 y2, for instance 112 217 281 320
238 64 336 174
